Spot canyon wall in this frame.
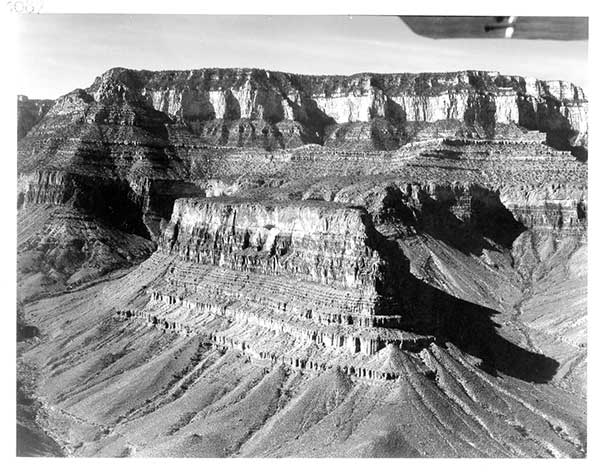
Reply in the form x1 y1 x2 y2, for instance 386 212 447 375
74 67 587 152
17 68 588 456
160 197 409 299
17 66 588 324
17 67 587 236
500 184 587 233
130 196 435 366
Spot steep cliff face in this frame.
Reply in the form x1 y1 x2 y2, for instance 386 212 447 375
17 170 71 207
16 84 202 298
79 67 587 152
160 198 408 295
131 197 432 368
17 66 588 458
17 67 587 245
500 183 587 233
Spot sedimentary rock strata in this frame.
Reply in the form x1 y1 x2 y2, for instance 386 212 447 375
19 68 588 155
121 198 434 377
16 67 588 457
161 198 408 294
16 68 587 297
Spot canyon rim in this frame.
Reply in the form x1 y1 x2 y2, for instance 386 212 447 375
14 15 588 460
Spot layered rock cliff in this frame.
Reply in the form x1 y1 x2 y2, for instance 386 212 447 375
17 67 587 248
153 197 417 320
160 198 408 295
123 197 435 373
20 68 587 155
330 179 587 238
17 66 588 458
86 68 587 153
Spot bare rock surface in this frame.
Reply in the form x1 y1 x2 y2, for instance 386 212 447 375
16 67 587 457
19 260 585 457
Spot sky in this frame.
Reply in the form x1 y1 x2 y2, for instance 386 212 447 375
17 15 588 99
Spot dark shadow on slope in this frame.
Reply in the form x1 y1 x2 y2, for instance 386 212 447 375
298 98 337 145
366 429 422 458
369 214 557 383
420 149 463 160
17 322 39 342
517 96 587 162
400 275 559 383
381 183 527 256
427 188 526 253
571 145 587 162
384 185 558 382
66 175 151 239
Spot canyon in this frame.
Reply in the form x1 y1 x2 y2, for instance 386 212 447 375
17 68 587 457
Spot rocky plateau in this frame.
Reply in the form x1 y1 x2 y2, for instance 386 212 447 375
17 67 587 458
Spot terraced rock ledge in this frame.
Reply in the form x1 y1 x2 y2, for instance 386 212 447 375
115 197 438 380
17 67 587 457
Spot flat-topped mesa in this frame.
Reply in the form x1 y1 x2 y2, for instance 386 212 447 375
160 197 409 293
133 197 427 365
159 197 409 312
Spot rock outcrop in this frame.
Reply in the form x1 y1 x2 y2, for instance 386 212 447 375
138 198 429 360
500 184 587 233
25 67 587 154
17 66 588 458
16 68 587 268
126 69 587 152
161 198 408 295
